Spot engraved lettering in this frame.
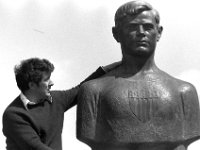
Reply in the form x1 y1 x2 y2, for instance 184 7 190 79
128 90 159 123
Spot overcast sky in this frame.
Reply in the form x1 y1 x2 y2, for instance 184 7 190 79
0 0 200 149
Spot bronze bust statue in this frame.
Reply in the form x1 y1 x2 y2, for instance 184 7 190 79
76 1 200 150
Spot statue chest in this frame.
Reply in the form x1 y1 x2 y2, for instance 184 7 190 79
100 80 182 123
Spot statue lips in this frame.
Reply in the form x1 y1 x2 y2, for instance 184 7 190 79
136 40 149 47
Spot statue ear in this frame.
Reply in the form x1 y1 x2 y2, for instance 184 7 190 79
157 26 163 41
112 26 120 43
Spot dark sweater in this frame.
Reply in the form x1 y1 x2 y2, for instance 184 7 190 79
3 67 105 150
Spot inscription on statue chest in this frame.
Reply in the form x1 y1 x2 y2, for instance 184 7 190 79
128 90 159 123
126 81 171 123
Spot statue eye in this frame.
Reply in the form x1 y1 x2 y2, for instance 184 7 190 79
144 24 154 30
128 25 138 31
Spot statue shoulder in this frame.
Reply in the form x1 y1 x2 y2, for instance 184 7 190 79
79 78 106 95
81 76 114 90
161 71 197 93
171 77 198 96
176 79 199 107
178 82 197 93
179 82 199 107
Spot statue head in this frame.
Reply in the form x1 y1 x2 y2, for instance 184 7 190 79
112 1 163 58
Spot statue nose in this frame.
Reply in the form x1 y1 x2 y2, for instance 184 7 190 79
136 25 145 38
137 25 145 34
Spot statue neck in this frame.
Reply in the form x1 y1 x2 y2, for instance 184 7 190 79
120 53 158 74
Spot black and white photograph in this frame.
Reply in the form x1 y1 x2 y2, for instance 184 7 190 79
0 0 200 150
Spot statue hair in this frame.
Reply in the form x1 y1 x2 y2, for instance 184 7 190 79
114 1 160 28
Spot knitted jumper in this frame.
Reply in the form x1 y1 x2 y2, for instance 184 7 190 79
3 67 105 150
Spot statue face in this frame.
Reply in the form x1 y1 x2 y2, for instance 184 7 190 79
118 10 162 57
